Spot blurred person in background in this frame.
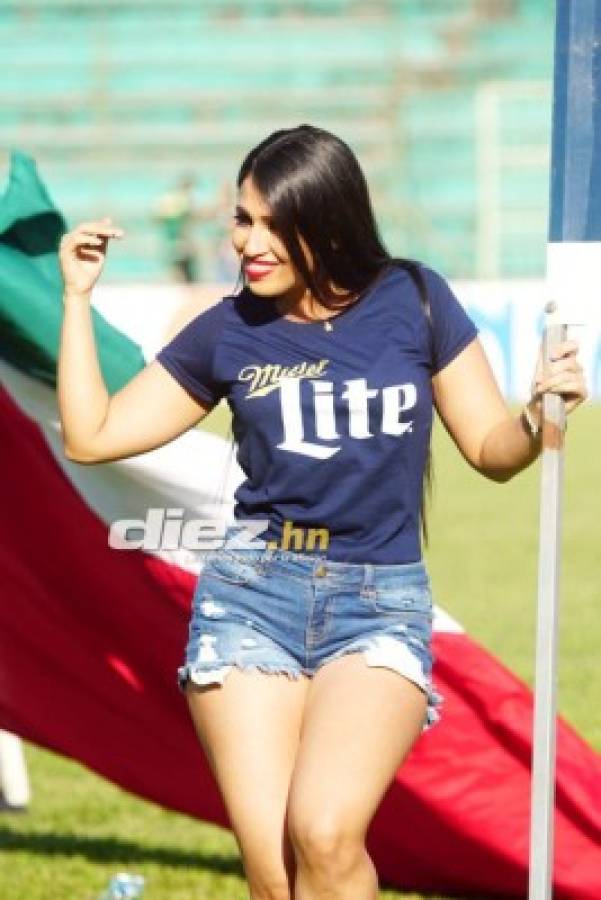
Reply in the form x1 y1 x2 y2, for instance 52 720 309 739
153 173 231 285
153 174 235 339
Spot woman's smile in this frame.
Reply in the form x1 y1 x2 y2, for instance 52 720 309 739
244 259 280 280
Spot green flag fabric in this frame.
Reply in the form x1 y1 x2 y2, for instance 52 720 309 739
0 149 145 393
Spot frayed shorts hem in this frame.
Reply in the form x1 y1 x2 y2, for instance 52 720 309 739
178 636 443 734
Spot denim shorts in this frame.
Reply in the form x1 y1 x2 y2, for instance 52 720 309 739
178 528 443 733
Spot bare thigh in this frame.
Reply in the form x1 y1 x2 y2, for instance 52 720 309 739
185 668 311 889
288 652 427 854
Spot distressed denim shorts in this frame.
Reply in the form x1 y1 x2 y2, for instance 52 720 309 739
178 527 443 733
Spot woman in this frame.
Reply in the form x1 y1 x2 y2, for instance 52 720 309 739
58 125 587 900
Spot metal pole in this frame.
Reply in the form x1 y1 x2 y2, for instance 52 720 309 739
528 0 599 895
528 303 566 900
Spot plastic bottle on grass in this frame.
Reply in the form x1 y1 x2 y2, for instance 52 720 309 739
98 872 145 898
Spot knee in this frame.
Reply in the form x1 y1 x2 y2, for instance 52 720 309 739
288 814 363 876
247 871 291 900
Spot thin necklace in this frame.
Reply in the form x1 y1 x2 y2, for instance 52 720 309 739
276 290 362 330
320 289 364 330
276 300 337 330
276 268 385 331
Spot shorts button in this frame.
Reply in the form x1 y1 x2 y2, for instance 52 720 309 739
315 564 327 577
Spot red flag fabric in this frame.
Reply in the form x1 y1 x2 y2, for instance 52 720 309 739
1 381 600 900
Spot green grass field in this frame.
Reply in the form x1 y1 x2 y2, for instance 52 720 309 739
1 403 599 900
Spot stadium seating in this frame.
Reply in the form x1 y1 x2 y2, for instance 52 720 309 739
0 0 553 280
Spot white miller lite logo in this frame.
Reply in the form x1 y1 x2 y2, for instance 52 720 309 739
276 375 417 459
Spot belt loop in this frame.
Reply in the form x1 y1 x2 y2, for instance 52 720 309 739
362 563 376 595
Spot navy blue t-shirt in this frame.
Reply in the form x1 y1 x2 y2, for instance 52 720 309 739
155 262 479 563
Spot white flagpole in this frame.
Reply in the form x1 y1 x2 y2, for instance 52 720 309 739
528 0 598 894
528 302 567 900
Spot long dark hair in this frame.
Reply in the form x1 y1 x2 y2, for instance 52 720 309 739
233 124 435 549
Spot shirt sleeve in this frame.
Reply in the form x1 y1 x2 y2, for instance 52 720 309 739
154 299 228 406
420 265 479 375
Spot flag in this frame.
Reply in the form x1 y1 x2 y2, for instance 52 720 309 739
1 150 600 899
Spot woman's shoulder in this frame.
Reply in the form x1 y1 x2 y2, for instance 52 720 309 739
385 258 450 292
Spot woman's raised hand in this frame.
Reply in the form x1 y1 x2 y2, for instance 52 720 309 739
59 216 125 299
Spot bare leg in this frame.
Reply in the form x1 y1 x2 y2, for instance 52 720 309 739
185 667 311 900
287 652 427 899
